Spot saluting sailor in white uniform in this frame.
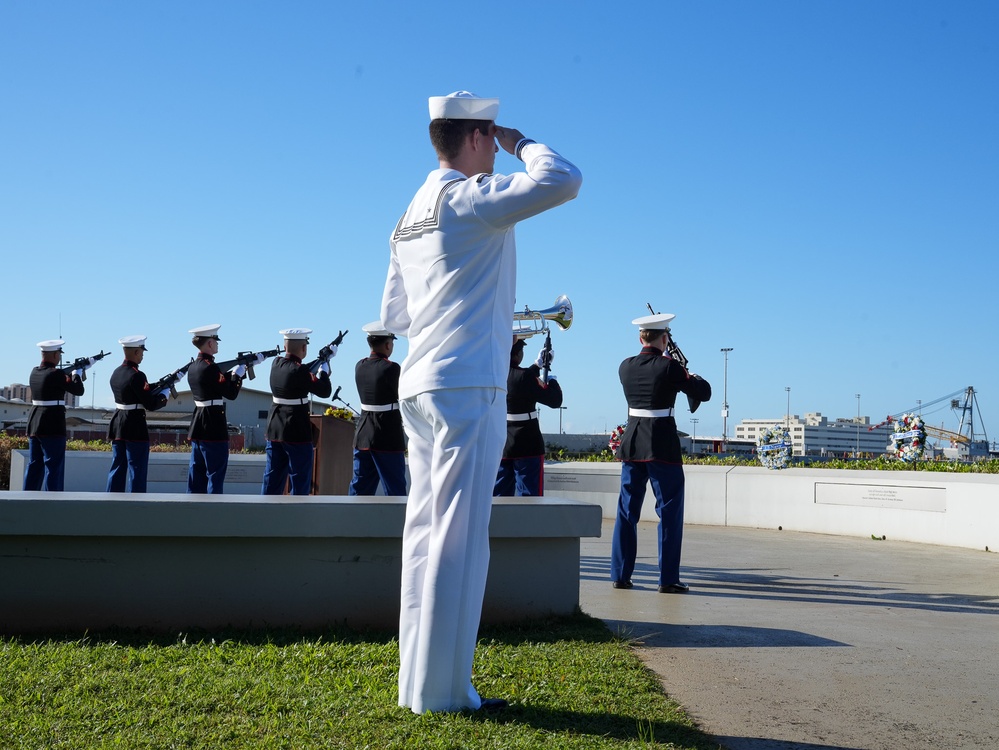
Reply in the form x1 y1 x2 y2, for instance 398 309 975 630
381 90 582 714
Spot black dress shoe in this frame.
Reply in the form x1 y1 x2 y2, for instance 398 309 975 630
612 580 634 589
658 582 690 593
478 698 508 712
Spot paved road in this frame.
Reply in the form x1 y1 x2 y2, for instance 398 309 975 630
579 520 999 750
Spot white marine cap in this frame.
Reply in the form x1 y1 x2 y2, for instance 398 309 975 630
280 328 312 341
189 323 222 339
428 90 499 121
361 320 396 339
119 334 148 350
631 313 676 331
36 339 65 352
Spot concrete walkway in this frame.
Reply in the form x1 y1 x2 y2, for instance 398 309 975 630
578 520 999 750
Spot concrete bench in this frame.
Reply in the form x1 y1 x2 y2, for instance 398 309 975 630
0 492 602 635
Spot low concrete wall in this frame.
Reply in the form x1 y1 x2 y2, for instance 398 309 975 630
9 453 994 553
545 462 998 551
9 450 266 494
0 493 602 635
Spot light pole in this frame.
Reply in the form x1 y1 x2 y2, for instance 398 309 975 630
855 393 861 457
690 418 699 455
785 387 791 456
720 347 733 452
558 406 567 434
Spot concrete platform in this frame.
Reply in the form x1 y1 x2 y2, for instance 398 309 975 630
579 520 999 750
0 492 602 633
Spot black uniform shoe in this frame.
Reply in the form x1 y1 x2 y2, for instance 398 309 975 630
658 582 690 593
612 580 634 589
478 698 508 712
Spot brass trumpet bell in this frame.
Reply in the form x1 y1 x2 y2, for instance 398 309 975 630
512 295 573 339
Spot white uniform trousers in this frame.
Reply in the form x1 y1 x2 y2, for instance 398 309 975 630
398 387 506 713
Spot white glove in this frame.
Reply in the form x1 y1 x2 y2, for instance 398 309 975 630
327 344 338 358
82 358 96 370
254 353 267 365
158 388 172 400
72 369 85 379
231 364 247 378
175 369 187 383
318 361 331 375
547 374 558 383
534 347 553 369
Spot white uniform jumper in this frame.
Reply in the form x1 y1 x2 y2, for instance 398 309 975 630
382 140 581 713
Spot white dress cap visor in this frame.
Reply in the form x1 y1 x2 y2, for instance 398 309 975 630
189 324 222 338
280 328 312 340
37 339 65 352
361 320 396 338
428 91 499 121
631 313 676 331
118 335 148 349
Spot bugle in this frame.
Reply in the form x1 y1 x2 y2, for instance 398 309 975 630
512 295 572 340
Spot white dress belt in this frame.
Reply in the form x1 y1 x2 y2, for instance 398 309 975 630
115 403 145 411
273 397 309 406
629 407 674 418
32 400 65 406
507 411 539 422
361 402 399 412
195 399 225 407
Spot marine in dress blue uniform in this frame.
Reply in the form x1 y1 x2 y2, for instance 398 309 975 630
106 335 170 493
23 339 86 491
348 321 407 497
186 324 244 494
610 313 712 593
260 328 333 496
494 338 563 496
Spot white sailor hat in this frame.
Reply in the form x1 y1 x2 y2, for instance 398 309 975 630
189 324 222 340
631 313 676 331
428 90 499 121
36 339 65 352
361 321 396 339
119 335 148 350
279 328 312 341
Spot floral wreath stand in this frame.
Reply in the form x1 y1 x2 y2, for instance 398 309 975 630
756 424 792 470
888 413 926 463
608 424 626 454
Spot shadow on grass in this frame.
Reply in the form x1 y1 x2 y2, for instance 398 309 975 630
467 703 715 747
6 609 619 648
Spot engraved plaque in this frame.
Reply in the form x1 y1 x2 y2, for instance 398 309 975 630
814 482 946 512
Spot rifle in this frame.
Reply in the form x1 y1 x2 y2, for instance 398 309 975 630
541 330 554 384
59 350 110 382
309 330 348 375
216 346 284 381
646 302 702 414
148 359 195 399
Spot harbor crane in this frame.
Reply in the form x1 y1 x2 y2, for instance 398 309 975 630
876 386 990 460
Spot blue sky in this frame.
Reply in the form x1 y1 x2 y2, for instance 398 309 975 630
2 1 997 444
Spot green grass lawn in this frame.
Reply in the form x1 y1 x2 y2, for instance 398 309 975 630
1 612 719 749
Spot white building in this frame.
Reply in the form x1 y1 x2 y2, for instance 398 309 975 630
735 413 893 457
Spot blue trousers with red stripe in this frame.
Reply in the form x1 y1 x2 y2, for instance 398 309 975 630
610 461 685 587
493 455 543 496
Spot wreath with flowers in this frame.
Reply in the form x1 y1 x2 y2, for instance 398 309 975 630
608 424 627 453
756 424 792 470
888 413 926 463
